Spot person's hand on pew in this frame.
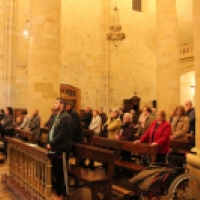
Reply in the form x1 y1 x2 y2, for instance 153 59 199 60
46 144 52 150
170 135 176 140
150 142 158 146
115 134 120 140
133 140 141 144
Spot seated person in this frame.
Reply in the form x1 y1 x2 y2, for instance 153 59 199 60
134 110 171 163
115 113 135 161
89 110 102 136
102 108 121 139
170 106 189 141
136 106 154 137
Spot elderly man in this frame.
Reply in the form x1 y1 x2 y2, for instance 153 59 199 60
185 100 195 135
28 109 41 144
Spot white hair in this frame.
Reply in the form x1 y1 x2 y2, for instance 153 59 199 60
124 113 132 122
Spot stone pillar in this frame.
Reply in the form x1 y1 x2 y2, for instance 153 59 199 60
156 0 180 115
27 0 60 122
2 0 16 107
187 0 200 179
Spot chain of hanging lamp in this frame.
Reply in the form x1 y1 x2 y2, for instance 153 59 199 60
107 3 126 49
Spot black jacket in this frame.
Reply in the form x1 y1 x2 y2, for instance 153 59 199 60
47 110 73 154
67 109 83 143
186 108 195 134
81 111 92 129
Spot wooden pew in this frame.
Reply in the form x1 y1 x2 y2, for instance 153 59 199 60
92 136 158 171
40 127 49 147
69 143 116 200
170 139 192 152
92 137 158 198
83 129 93 145
14 128 34 143
187 134 195 147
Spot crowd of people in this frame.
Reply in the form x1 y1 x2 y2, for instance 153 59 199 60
0 99 196 199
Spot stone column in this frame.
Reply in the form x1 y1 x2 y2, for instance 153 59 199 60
156 0 180 115
2 0 16 107
187 0 200 179
27 0 60 122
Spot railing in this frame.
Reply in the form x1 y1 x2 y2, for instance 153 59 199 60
6 137 54 200
180 43 194 60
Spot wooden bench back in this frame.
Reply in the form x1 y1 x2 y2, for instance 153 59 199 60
92 136 120 150
73 143 116 164
119 141 157 154
83 129 94 145
73 143 116 177
15 129 34 142
170 140 191 151
92 137 158 162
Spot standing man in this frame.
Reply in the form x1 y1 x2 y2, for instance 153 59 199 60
81 107 92 129
185 100 195 135
66 101 83 143
46 98 72 200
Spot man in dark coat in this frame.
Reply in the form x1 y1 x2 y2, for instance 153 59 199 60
66 101 83 143
81 107 92 129
44 108 57 129
99 107 107 125
46 98 72 199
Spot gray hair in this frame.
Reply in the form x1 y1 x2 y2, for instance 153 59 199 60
112 108 119 114
185 100 193 106
124 113 132 122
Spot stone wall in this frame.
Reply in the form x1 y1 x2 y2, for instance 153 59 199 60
60 0 108 110
0 0 195 116
107 0 157 110
14 0 30 108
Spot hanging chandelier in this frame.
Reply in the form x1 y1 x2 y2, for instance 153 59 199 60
107 6 126 48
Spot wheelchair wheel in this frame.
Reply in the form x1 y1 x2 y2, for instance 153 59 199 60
168 173 200 200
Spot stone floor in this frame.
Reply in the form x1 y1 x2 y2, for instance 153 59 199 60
0 161 127 200
0 164 17 200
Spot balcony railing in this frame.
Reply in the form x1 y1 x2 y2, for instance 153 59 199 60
180 43 194 60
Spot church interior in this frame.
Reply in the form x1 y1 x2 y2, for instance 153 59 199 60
0 0 200 199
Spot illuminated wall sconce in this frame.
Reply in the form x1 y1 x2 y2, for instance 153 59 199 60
190 85 195 95
23 19 30 39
